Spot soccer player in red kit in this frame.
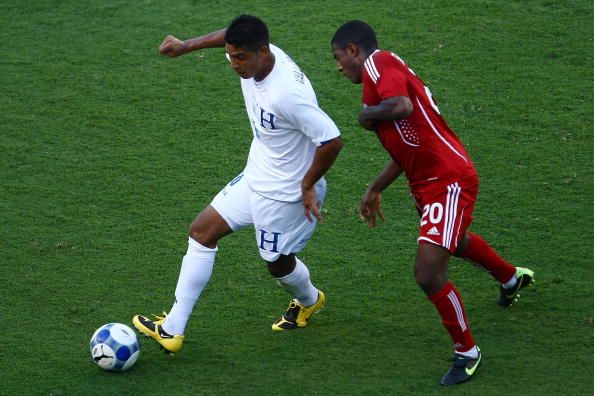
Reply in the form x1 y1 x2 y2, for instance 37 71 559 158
331 20 535 385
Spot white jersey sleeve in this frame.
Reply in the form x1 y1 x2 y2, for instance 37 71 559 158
275 91 341 146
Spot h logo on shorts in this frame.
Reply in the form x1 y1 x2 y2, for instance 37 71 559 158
260 108 277 130
259 229 281 253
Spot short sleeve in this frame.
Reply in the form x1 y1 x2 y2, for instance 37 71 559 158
277 93 341 146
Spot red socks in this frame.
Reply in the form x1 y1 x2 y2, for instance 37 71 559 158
462 232 516 284
429 282 475 353
428 233 516 353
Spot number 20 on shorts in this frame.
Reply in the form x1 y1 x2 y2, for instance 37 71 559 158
420 203 443 226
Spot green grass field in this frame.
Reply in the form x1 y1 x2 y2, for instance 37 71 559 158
2 0 592 394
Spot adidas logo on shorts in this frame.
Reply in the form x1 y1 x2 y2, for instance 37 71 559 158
427 226 440 236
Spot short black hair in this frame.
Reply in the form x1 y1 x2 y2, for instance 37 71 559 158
225 15 269 52
331 20 378 53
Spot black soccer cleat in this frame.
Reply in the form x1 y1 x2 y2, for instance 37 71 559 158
498 267 535 306
440 347 482 386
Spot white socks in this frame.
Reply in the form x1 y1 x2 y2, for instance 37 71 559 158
161 244 318 334
502 272 518 289
276 257 319 307
457 345 479 359
162 237 217 335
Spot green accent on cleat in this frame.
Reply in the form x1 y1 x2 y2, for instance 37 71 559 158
440 347 482 386
498 267 535 306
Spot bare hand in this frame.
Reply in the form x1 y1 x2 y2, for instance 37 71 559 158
159 35 187 57
302 186 322 223
360 189 384 227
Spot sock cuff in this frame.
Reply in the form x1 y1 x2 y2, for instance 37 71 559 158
456 345 479 357
188 236 218 255
276 257 309 283
428 281 455 303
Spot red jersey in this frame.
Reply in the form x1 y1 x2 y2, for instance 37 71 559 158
362 50 477 193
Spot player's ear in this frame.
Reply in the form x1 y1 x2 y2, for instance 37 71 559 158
345 42 359 58
259 44 270 56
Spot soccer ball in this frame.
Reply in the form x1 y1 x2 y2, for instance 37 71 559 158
90 323 140 371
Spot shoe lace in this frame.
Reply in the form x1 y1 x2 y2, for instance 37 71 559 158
151 311 168 324
284 300 302 321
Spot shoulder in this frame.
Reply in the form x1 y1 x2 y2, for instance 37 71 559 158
270 44 308 82
269 51 315 109
270 44 298 74
364 50 404 83
272 87 311 116
366 50 401 72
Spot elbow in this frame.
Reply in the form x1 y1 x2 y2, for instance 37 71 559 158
401 99 413 118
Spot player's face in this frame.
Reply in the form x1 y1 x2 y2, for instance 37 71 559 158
332 43 363 84
225 43 263 79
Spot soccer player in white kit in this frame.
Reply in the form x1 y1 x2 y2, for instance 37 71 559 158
133 15 344 353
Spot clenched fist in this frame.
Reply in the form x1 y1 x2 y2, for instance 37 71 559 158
159 35 187 57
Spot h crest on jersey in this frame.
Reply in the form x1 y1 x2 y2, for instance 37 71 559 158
260 107 277 130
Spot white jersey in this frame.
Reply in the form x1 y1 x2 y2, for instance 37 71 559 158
239 44 341 202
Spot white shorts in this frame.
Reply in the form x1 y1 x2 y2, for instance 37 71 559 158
210 173 326 261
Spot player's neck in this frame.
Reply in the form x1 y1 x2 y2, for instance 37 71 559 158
362 47 379 61
254 52 276 82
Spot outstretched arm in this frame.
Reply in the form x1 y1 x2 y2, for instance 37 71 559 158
159 29 227 57
302 137 344 222
360 158 403 227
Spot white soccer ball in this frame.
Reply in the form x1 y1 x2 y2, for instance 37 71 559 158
90 323 140 371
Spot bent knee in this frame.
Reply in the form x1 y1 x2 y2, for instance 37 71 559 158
414 270 433 291
414 267 447 296
188 207 233 248
189 222 219 248
267 254 295 278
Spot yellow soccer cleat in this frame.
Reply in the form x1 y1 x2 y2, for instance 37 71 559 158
132 312 184 353
272 291 326 331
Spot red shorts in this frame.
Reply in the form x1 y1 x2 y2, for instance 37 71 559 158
412 176 478 254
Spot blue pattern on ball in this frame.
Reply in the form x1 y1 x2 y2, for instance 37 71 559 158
90 323 140 372
96 329 111 343
116 345 131 361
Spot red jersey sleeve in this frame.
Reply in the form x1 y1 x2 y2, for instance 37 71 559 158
366 52 409 99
